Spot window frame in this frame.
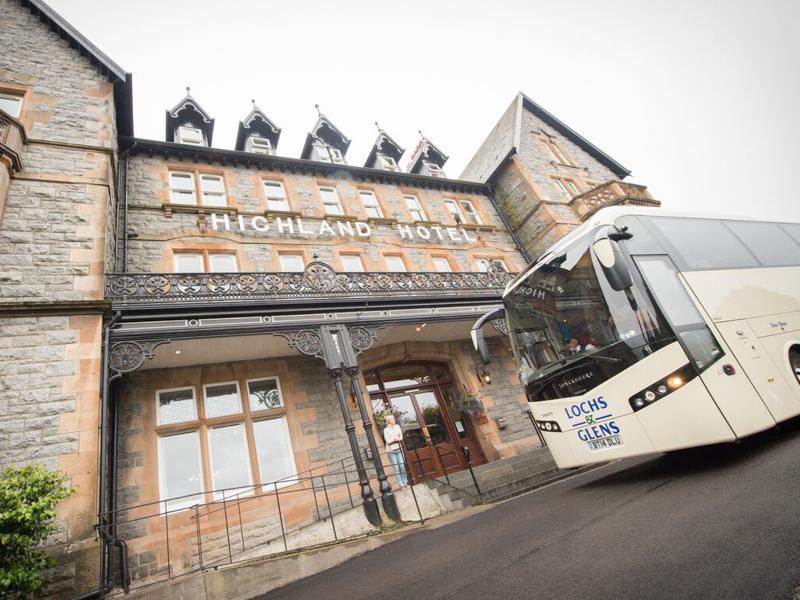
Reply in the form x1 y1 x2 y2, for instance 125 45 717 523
278 253 306 273
0 92 23 118
379 155 398 171
403 194 427 222
358 189 384 219
251 415 298 489
169 171 197 205
318 185 344 216
207 422 254 500
460 199 483 225
443 199 465 224
199 174 228 207
425 162 443 177
263 179 291 212
340 253 366 272
541 137 573 166
173 250 239 273
432 256 453 273
246 376 286 413
178 126 204 146
475 257 509 272
384 255 407 272
248 137 273 155
202 380 244 419
157 430 205 510
155 386 199 427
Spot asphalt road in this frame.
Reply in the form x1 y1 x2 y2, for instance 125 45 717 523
260 423 800 600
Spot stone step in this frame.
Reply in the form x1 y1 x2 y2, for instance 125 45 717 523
430 453 557 493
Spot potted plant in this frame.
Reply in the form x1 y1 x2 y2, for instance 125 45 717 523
456 387 485 417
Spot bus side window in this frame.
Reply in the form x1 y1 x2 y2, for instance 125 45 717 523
634 256 724 372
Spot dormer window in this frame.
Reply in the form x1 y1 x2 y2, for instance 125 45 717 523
425 162 443 177
378 155 398 171
329 148 344 164
178 126 204 146
248 137 273 155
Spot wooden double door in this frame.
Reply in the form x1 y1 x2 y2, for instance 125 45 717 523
367 362 486 482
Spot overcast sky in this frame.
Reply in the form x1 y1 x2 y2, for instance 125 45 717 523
48 0 800 221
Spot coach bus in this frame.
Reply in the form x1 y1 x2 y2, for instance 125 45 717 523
498 207 800 468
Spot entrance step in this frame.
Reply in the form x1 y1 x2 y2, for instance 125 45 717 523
424 447 588 508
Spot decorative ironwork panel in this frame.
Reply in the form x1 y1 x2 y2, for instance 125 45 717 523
273 329 324 360
105 262 515 305
109 340 170 374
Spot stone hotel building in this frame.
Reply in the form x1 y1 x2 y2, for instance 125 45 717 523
0 0 659 596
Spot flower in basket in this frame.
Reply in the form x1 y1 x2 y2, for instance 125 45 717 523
456 388 485 416
374 406 407 428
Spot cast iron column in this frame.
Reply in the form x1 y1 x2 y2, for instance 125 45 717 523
328 367 381 526
347 367 401 521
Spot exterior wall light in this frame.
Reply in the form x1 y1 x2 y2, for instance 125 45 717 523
476 363 491 385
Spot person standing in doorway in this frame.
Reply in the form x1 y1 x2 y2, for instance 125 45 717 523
383 414 408 487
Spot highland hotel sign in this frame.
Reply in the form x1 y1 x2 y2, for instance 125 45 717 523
209 212 480 242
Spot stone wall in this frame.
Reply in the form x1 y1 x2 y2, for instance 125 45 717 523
0 314 103 597
122 154 526 275
517 107 618 204
460 96 518 182
0 1 122 597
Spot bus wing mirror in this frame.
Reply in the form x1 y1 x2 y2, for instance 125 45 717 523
592 227 633 291
471 307 505 365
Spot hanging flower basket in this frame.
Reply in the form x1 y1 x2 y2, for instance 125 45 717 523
374 406 407 428
456 388 485 417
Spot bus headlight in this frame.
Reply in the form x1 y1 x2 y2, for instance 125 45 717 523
629 364 696 412
536 420 562 432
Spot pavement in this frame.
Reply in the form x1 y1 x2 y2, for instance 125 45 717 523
257 421 800 600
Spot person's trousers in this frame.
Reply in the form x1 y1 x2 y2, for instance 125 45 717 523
387 449 408 487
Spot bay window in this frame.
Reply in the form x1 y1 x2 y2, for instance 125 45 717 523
155 375 297 510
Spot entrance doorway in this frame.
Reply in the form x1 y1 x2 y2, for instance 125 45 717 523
366 362 487 481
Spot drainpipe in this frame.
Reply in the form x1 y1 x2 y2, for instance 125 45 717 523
97 311 121 594
119 142 136 272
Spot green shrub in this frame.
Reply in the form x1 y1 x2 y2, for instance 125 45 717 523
0 464 74 598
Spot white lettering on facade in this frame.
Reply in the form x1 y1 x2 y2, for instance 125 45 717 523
211 213 231 231
207 214 481 245
252 216 269 232
337 221 354 236
276 217 294 234
446 227 461 241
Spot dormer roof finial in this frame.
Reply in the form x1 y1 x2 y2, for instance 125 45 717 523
418 129 426 141
186 86 190 95
251 98 256 107
314 103 322 117
375 121 382 133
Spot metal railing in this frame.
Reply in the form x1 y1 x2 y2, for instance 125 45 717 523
104 262 514 305
98 444 480 594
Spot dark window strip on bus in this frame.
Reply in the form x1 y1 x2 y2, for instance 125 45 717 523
631 216 800 272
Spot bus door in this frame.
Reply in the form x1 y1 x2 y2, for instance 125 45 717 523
634 255 775 437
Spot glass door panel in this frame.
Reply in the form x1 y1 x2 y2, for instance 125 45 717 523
415 391 451 445
389 394 426 450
